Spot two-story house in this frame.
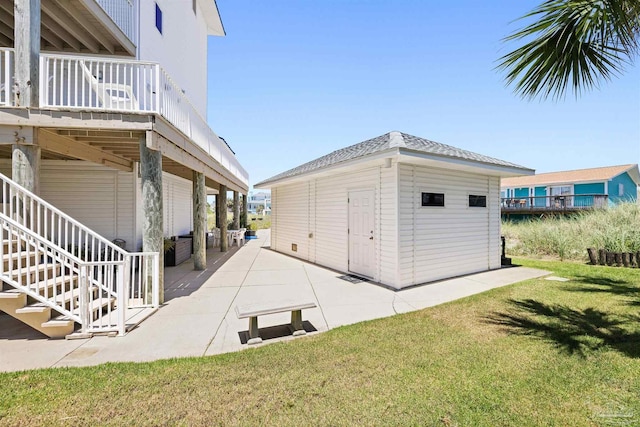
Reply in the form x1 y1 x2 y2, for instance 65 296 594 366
0 1 248 338
501 164 639 219
247 191 271 215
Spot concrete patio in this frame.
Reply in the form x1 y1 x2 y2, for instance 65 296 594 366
0 229 549 372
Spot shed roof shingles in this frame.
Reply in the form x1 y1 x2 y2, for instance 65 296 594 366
256 132 529 186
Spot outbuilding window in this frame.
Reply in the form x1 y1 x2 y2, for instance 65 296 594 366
422 192 445 207
469 195 487 207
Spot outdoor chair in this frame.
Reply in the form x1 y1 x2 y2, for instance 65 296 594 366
80 61 139 111
231 228 246 247
211 228 221 246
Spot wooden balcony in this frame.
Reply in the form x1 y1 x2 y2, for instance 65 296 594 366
0 0 135 56
501 194 608 215
0 49 248 191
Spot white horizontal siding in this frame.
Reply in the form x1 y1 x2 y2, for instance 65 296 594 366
272 181 310 259
271 165 395 284
0 160 136 250
379 161 398 286
488 176 501 269
399 164 497 286
315 167 379 275
162 172 193 238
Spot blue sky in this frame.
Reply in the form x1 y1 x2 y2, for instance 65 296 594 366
207 0 640 190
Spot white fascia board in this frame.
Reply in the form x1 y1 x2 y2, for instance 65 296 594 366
200 0 226 36
254 149 399 189
398 149 535 178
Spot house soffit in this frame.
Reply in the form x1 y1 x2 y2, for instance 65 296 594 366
0 0 135 56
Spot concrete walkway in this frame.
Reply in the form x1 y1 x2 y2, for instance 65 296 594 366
0 229 549 372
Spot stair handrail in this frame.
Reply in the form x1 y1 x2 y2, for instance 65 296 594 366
0 211 125 330
0 171 159 333
0 172 129 259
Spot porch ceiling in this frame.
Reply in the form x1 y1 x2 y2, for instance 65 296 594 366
0 109 247 193
28 128 227 191
0 0 135 56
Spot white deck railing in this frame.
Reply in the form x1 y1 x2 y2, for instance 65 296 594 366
96 0 136 43
0 48 248 186
0 172 159 336
36 52 248 186
0 49 13 107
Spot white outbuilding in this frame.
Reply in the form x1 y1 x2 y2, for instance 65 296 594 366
255 132 533 289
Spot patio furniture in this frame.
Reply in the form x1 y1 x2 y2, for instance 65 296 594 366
231 228 246 246
81 61 139 110
235 299 317 345
211 228 221 246
165 238 191 266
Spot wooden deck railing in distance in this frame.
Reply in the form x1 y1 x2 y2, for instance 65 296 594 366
501 194 608 211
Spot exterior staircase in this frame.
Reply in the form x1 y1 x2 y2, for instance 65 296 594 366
0 236 115 338
0 173 159 338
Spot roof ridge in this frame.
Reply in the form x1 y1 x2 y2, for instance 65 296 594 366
255 131 531 187
388 131 405 148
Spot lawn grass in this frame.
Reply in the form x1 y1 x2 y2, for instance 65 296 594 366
1 259 639 426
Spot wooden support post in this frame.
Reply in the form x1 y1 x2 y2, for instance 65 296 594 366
192 171 206 270
14 0 40 107
586 248 597 265
232 191 240 230
598 249 606 265
215 194 221 228
219 185 228 252
614 252 623 267
240 194 248 229
12 142 40 194
140 136 164 303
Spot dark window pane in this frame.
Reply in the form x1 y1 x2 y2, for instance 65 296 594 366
469 195 487 207
155 3 163 34
422 192 445 207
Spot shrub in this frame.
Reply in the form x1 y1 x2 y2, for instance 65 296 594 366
503 203 640 261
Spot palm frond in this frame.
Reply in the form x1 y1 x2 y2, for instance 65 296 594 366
498 0 640 100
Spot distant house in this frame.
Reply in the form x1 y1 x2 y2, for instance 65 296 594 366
255 131 532 289
501 164 640 218
247 191 271 214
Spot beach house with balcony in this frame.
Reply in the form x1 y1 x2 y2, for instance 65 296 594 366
0 0 248 338
501 164 639 219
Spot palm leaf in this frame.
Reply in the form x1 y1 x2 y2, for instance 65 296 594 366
498 0 640 100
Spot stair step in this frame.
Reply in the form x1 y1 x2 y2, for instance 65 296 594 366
7 263 61 283
15 303 49 314
42 318 74 329
2 239 21 252
2 251 38 269
0 289 23 299
47 286 98 310
27 275 79 295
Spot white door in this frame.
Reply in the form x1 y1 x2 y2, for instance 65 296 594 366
348 189 375 278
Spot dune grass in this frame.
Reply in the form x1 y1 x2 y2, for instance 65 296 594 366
502 202 640 261
1 259 639 426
